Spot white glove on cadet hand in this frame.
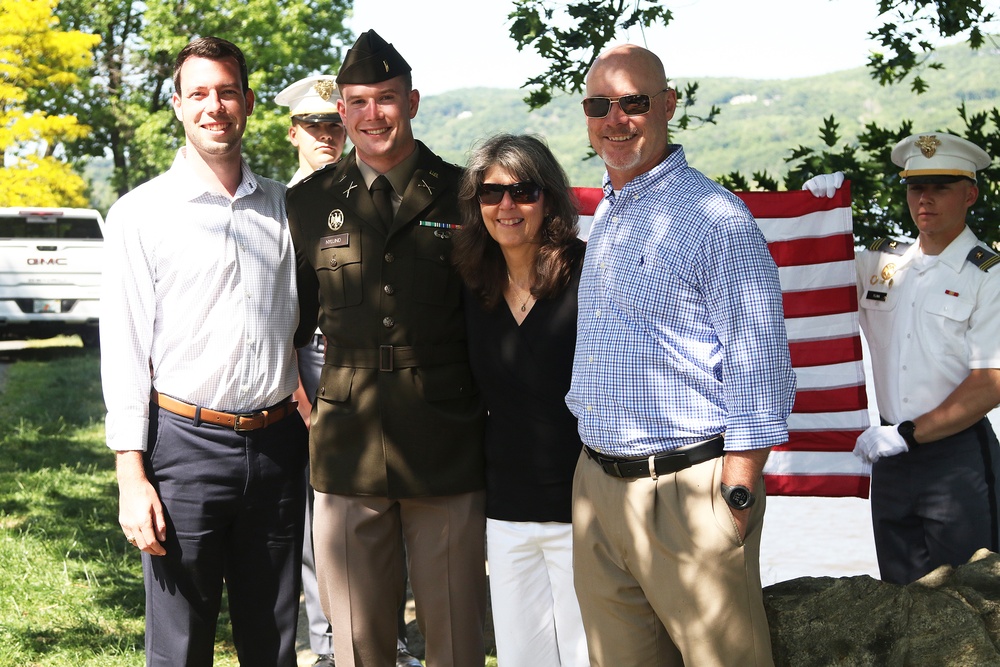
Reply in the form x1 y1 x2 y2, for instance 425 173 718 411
853 425 909 464
802 172 845 198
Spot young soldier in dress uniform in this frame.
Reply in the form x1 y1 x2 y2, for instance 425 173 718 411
285 30 487 666
277 72 421 667
806 133 1000 585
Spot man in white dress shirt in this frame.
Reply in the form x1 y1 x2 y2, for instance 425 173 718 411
101 36 307 666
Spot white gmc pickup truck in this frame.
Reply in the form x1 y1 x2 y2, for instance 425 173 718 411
0 207 105 347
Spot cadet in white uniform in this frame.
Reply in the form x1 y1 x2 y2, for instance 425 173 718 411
276 74 345 667
276 74 346 186
806 133 1000 585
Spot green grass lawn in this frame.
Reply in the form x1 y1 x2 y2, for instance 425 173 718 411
0 348 239 666
0 347 496 666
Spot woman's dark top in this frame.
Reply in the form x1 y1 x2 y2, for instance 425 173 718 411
464 241 585 523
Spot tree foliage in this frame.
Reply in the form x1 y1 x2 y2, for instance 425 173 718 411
729 106 1000 247
1 0 100 207
510 0 1000 247
868 0 996 93
52 0 353 198
509 0 672 108
509 0 720 128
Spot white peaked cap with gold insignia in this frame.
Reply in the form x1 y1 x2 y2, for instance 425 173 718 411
274 75 342 122
891 132 991 183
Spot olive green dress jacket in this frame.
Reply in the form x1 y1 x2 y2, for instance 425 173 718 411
286 143 486 497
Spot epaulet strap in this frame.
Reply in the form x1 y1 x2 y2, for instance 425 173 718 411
868 237 912 256
304 160 338 183
967 245 1000 273
287 160 339 194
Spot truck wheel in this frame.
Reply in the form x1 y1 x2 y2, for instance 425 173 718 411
79 329 100 348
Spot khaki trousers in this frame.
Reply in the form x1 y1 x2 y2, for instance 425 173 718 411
313 490 487 667
572 450 773 667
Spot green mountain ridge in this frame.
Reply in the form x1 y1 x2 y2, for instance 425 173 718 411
82 41 998 209
410 41 1000 188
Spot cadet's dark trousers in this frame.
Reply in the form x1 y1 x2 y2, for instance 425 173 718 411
297 335 335 654
872 417 1000 585
141 405 308 667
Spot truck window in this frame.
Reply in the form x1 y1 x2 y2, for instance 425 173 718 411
0 215 103 240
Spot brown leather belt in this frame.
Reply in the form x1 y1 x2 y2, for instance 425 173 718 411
152 391 297 432
584 435 725 480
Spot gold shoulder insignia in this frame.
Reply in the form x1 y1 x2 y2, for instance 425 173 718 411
868 237 911 256
966 245 999 273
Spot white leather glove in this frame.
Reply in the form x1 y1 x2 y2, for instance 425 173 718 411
853 425 909 464
802 172 845 198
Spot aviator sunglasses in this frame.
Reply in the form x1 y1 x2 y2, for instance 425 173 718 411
477 181 544 205
581 89 670 118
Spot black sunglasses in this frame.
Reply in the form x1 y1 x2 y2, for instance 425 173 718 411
477 181 543 205
581 89 669 118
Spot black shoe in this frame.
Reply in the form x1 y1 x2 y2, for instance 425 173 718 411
396 647 422 667
313 654 335 667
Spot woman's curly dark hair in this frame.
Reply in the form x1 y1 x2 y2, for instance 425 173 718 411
454 133 583 310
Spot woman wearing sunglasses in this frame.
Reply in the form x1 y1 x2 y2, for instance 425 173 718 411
453 133 588 667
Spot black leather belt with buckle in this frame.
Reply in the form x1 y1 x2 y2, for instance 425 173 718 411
584 435 725 479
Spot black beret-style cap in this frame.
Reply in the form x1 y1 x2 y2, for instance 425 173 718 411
336 29 412 85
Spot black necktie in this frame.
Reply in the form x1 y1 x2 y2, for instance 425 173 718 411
370 175 394 231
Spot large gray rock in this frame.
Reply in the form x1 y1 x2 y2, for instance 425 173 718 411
764 549 1000 666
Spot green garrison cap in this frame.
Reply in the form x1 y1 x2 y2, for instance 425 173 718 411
336 30 411 85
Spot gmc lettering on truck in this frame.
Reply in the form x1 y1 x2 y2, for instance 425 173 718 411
0 207 105 346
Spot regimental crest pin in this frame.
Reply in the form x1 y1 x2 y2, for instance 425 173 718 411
880 263 897 282
328 209 345 231
915 135 941 158
313 80 336 101
383 60 389 73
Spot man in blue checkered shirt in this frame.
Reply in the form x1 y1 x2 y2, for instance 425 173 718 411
566 44 796 667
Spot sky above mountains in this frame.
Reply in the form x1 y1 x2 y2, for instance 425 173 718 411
347 0 903 95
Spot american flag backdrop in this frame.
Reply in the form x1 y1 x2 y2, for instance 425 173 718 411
572 185 871 498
